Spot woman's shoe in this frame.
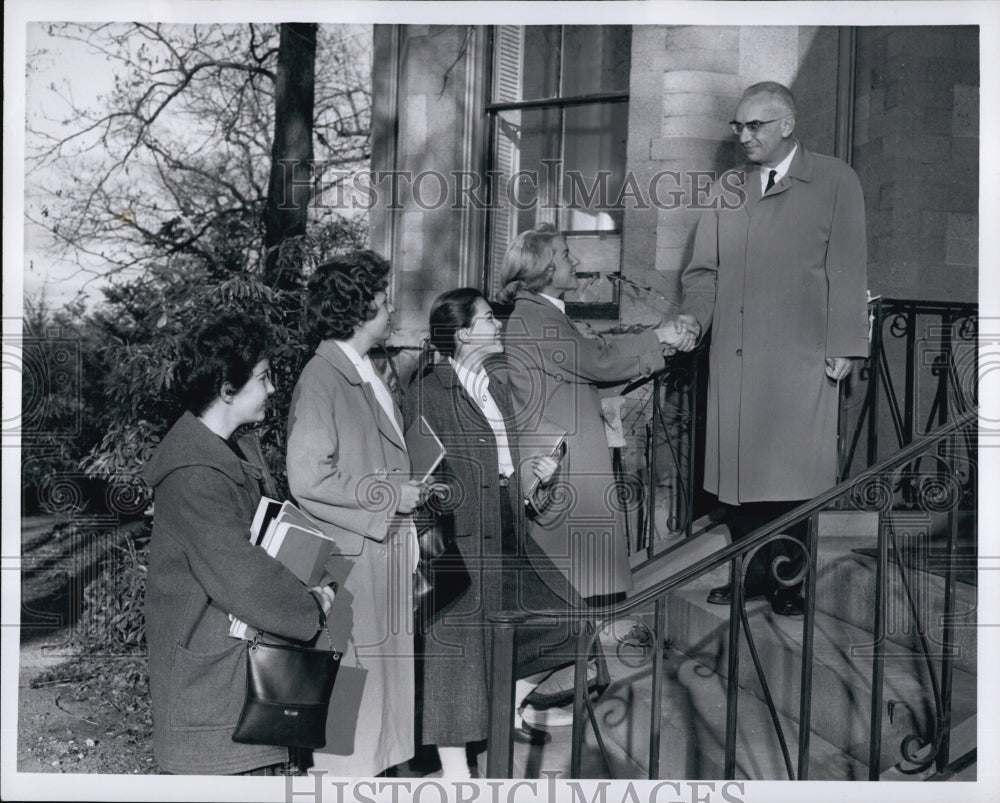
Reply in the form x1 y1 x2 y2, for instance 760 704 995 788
512 723 551 745
520 703 574 728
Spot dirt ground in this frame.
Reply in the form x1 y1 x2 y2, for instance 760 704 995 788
16 634 156 775
16 515 156 776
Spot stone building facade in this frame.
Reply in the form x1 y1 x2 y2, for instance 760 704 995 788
371 24 978 345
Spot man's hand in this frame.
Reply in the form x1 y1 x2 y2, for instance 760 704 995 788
824 356 853 382
655 317 698 353
671 314 701 352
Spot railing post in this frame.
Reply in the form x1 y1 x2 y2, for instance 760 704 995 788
797 514 819 779
569 620 591 778
936 452 960 773
647 374 661 561
648 596 666 779
868 509 888 779
486 611 524 779
686 353 699 539
724 553 744 779
867 298 884 468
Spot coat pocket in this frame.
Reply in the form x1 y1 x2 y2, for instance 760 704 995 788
169 639 245 732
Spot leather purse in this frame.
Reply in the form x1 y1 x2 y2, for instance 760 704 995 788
413 510 470 622
231 622 342 750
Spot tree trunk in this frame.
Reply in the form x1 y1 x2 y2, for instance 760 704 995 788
263 22 317 292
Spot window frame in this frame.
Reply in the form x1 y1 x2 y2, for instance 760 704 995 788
482 26 631 320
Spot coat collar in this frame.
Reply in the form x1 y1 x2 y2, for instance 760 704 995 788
419 360 514 427
314 339 407 451
143 411 263 488
315 338 365 385
515 289 562 313
749 139 812 196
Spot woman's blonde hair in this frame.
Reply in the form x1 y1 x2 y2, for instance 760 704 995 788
496 222 560 303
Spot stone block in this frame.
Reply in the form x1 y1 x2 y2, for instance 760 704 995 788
661 70 744 99
866 105 917 141
868 208 894 238
883 79 899 110
654 243 691 275
664 26 740 52
622 224 657 276
919 209 949 237
402 93 427 152
737 26 801 87
661 91 736 120
952 84 978 137
950 135 979 168
661 47 738 75
649 136 734 171
631 24 668 63
921 106 956 136
886 27 966 60
398 210 425 272
925 56 980 89
946 181 979 214
946 213 978 267
660 114 731 140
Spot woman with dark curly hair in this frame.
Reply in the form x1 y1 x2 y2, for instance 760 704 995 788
143 311 335 775
286 251 423 777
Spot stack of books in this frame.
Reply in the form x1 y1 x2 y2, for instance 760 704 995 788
229 498 334 640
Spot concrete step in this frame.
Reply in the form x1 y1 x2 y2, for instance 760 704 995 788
509 631 867 780
815 535 977 677
629 511 977 677
518 511 976 780
880 713 978 781
662 581 977 774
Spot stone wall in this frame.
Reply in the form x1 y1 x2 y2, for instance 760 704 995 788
371 25 481 350
621 25 842 325
853 26 978 302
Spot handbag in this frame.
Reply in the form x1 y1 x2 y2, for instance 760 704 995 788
231 621 342 750
413 511 470 622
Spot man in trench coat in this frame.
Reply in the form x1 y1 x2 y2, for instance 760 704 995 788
677 81 869 616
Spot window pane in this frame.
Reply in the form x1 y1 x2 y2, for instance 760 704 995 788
562 234 621 305
562 26 631 96
521 26 561 100
561 101 628 232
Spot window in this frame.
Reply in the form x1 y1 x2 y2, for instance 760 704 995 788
485 26 631 318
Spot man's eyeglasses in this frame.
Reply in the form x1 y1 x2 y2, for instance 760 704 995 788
729 117 785 135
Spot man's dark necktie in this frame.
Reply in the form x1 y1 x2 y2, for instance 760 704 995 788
765 169 777 192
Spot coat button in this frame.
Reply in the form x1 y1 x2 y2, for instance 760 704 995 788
736 348 743 356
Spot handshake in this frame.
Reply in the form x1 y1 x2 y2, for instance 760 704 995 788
654 314 701 356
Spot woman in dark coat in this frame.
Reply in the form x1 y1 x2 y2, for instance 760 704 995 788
143 312 335 775
402 288 581 776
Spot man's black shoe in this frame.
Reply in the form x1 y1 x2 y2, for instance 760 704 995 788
706 585 766 605
769 589 805 617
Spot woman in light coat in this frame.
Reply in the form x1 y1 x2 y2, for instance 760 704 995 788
286 252 424 777
497 223 693 604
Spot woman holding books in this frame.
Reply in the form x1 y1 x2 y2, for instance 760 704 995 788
143 312 335 775
497 222 693 605
286 252 424 778
402 287 584 776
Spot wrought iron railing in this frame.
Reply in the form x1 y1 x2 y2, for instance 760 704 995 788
632 298 977 564
837 297 977 486
485 407 976 780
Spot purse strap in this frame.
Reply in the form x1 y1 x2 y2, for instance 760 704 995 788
249 620 336 653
